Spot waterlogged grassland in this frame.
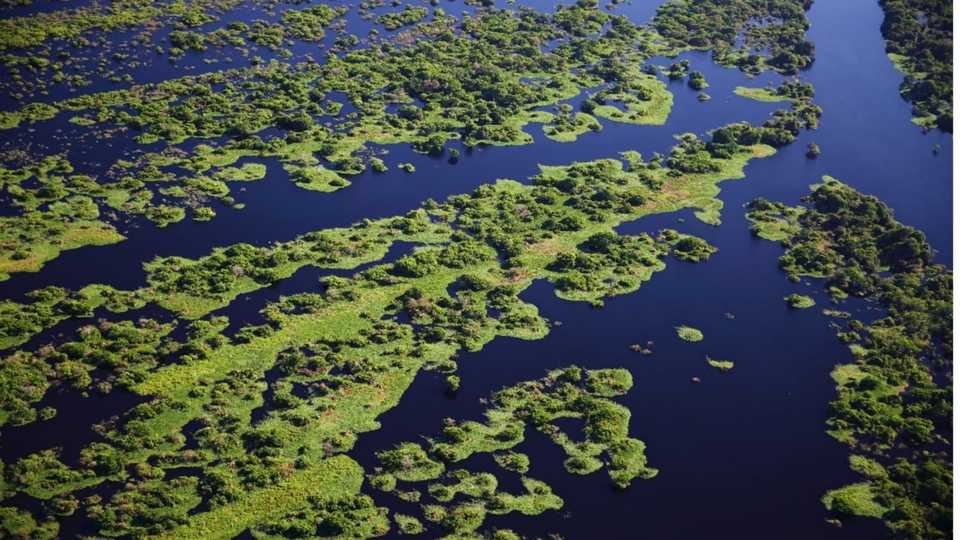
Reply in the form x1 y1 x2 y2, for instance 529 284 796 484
745 197 805 242
0 0 240 51
0 124 783 356
734 86 791 103
361 367 649 535
0 218 123 280
0 0 347 99
0 0 839 535
0 129 778 536
157 455 363 540
821 482 888 520
0 3 683 279
543 110 602 142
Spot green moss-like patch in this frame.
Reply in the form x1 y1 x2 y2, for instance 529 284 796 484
734 86 790 103
821 482 888 519
706 356 734 371
675 325 703 342
784 293 815 309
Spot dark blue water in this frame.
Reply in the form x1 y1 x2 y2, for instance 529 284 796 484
0 0 951 538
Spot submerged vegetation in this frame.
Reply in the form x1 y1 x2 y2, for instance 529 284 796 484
748 178 952 539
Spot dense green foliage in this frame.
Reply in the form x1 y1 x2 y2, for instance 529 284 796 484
653 0 815 74
879 0 952 130
749 178 952 539
367 367 649 534
0 126 778 536
0 1 682 278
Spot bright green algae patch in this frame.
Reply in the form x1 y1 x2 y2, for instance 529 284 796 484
733 79 818 127
675 325 703 342
734 86 790 103
784 293 815 309
0 131 776 536
706 356 733 371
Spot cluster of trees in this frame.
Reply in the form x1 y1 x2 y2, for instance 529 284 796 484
709 93 821 150
653 0 816 74
550 232 669 295
146 243 306 298
755 178 951 539
776 178 933 281
377 5 428 30
143 221 400 301
254 494 389 538
687 70 708 90
776 79 815 100
879 0 952 131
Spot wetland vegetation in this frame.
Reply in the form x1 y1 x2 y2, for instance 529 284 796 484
0 0 688 279
748 178 951 539
0 116 780 536
0 0 951 538
878 0 952 130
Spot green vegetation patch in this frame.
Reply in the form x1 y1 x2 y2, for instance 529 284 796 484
821 482 888 519
734 86 791 103
675 325 703 342
784 293 815 309
373 367 644 534
878 0 952 131
706 356 734 371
